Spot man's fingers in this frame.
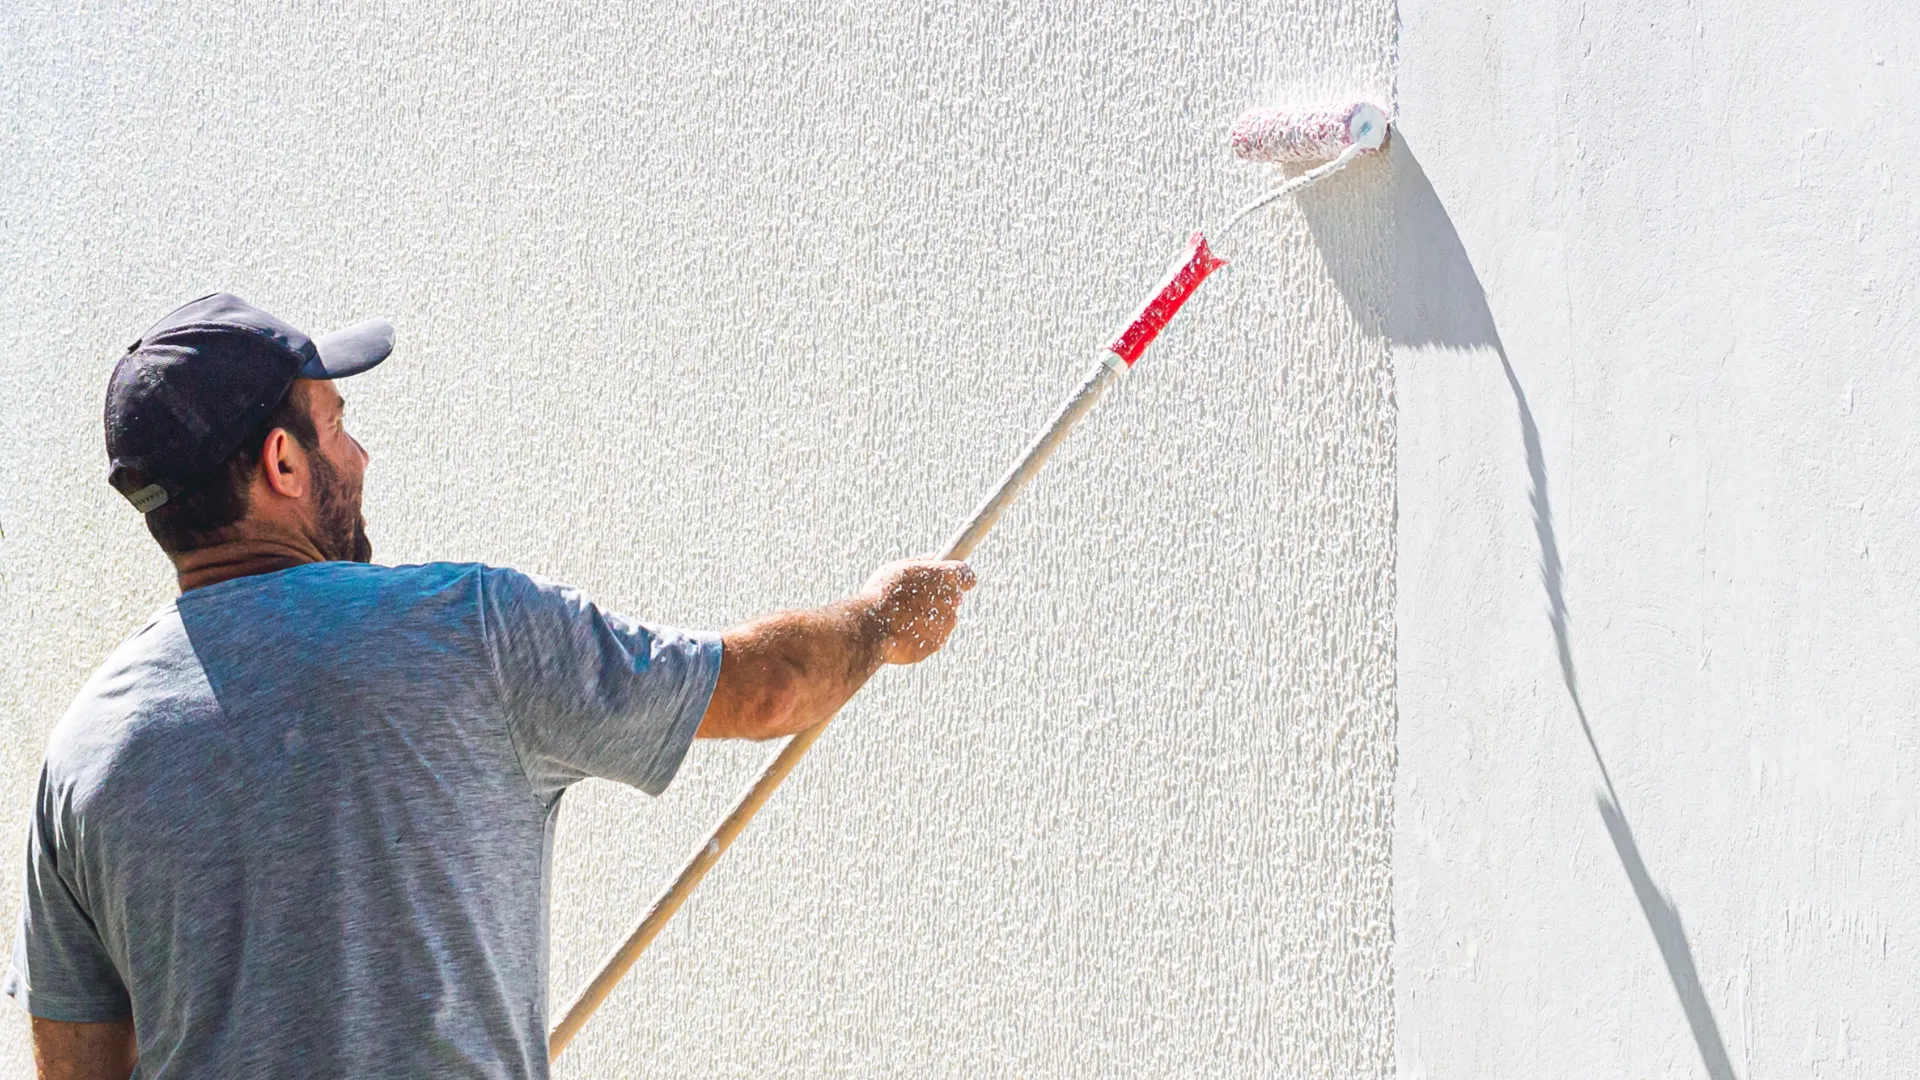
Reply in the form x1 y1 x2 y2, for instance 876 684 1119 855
948 561 977 592
917 560 974 593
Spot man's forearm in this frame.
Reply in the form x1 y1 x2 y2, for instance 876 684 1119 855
31 1016 136 1080
699 597 886 741
695 559 973 741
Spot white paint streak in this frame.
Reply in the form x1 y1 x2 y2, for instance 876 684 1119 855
0 1 1396 1076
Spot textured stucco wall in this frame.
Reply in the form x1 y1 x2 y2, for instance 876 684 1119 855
0 2 1396 1075
1394 0 1920 1076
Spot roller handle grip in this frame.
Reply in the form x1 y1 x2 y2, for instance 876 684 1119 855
1105 231 1228 366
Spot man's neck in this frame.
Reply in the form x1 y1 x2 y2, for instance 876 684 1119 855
172 531 329 593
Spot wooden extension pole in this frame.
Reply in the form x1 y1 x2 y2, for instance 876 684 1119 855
549 233 1227 1060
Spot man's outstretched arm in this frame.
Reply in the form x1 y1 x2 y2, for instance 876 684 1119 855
697 559 975 741
30 1016 136 1080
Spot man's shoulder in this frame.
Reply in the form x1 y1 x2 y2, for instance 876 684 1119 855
317 560 544 589
293 559 491 590
44 611 200 780
195 560 509 610
73 563 502 720
355 561 560 614
38 563 551 794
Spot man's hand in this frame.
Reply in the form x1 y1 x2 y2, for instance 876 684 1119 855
859 559 976 666
697 559 975 741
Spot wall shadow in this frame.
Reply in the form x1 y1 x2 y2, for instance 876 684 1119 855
1287 133 1737 1079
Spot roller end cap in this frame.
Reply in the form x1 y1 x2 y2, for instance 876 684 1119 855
1230 101 1392 163
1345 102 1389 153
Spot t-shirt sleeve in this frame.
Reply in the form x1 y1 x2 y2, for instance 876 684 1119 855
4 769 131 1022
478 567 724 803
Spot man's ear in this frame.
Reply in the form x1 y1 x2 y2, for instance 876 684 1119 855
259 427 309 500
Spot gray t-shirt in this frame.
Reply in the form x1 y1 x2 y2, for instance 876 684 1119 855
4 561 722 1078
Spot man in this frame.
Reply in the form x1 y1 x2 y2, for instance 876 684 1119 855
6 293 974 1079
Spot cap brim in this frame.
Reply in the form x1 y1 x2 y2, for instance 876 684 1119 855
303 317 395 379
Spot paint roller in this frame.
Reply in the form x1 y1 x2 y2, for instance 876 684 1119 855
547 101 1391 1059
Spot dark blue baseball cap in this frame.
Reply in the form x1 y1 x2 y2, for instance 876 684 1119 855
104 293 394 513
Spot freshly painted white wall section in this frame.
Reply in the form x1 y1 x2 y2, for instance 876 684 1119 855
1395 1 1920 1076
0 2 1396 1075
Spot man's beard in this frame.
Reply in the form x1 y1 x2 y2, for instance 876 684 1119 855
308 450 373 564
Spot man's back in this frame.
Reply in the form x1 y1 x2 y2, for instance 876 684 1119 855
7 561 721 1078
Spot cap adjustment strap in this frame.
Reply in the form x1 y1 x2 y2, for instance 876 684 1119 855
124 484 169 514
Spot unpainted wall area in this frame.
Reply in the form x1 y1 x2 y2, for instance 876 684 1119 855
0 2 1396 1075
1394 0 1920 1076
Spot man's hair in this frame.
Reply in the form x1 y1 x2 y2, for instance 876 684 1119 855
144 384 319 555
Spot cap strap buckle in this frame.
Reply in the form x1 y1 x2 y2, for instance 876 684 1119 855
124 483 170 514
